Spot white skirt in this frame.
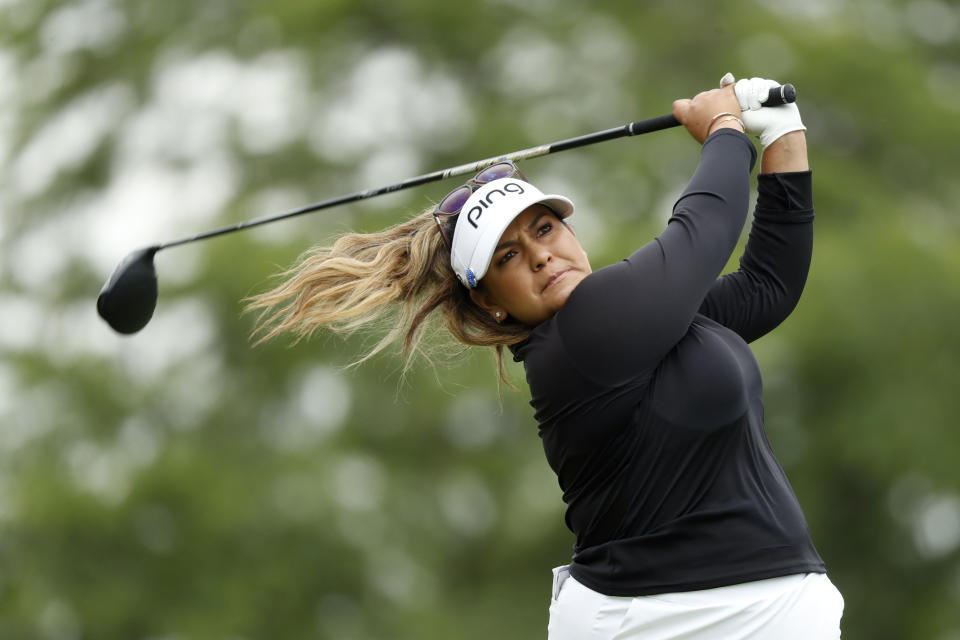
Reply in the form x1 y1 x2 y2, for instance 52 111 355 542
547 567 844 640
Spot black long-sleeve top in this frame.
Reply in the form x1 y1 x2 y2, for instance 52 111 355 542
510 129 824 597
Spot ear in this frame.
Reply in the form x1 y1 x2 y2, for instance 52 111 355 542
469 287 506 322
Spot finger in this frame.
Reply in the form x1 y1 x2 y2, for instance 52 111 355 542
734 79 753 111
753 77 780 105
742 78 765 110
672 98 706 142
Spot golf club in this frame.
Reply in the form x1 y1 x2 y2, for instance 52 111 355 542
97 84 796 335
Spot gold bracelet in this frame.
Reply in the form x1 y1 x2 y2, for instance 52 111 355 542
710 115 745 134
710 111 740 123
715 115 745 128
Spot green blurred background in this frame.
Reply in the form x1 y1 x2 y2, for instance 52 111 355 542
2 0 959 638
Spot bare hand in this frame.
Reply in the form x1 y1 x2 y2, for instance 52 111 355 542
672 85 743 144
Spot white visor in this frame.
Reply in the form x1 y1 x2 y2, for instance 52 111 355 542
449 178 574 288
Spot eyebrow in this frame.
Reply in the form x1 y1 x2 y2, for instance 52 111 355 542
494 212 550 253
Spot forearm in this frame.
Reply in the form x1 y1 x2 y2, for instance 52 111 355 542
671 129 758 266
699 170 814 342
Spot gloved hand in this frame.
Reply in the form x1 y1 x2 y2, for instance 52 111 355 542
719 73 805 148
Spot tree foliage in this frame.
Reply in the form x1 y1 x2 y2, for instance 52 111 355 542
1 0 959 638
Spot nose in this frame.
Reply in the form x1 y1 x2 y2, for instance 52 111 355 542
528 241 552 271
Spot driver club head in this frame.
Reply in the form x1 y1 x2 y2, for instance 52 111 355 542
97 246 160 334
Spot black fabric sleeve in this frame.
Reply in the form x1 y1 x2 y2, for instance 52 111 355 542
698 170 814 343
555 129 757 385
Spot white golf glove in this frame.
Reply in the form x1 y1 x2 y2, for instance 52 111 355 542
719 73 805 148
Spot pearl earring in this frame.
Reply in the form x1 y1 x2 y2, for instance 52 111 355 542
495 312 503 320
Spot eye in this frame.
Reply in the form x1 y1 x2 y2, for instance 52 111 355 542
497 249 517 265
537 222 553 236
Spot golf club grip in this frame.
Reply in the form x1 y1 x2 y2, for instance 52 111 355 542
764 83 796 106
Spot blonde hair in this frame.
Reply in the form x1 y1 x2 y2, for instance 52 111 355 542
245 208 531 383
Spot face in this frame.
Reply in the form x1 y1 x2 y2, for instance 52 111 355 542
471 204 592 326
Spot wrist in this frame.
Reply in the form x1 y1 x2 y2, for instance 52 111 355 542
760 131 809 173
707 112 745 137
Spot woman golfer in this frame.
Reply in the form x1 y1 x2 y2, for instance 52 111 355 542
249 75 844 639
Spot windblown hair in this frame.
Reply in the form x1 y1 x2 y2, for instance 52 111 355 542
245 209 531 383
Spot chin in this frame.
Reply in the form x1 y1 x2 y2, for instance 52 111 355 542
541 280 578 316
552 271 585 298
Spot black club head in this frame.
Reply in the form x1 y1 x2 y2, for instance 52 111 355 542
97 246 160 334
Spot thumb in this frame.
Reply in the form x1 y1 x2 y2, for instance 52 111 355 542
672 98 691 123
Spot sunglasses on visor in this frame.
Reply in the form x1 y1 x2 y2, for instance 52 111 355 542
432 161 527 251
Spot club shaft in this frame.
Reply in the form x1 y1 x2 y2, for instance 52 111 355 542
157 82 796 252
156 115 682 251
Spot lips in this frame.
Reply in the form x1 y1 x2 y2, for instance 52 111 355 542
542 269 570 293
